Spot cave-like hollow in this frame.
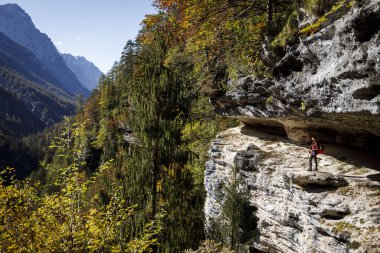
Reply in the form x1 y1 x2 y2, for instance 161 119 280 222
241 117 380 171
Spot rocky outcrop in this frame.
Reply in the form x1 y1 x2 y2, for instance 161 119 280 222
211 0 380 152
288 171 348 189
205 127 380 253
206 2 380 251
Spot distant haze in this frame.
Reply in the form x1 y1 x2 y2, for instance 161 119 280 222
0 0 156 73
0 3 90 96
62 53 103 91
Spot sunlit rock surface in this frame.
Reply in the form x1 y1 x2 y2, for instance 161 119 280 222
205 127 380 253
61 53 103 91
205 1 380 251
211 0 380 151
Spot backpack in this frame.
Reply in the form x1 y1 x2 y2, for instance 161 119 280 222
317 142 324 154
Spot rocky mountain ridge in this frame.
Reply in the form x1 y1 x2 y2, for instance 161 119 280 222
0 3 90 96
62 53 103 91
205 0 380 252
0 31 75 129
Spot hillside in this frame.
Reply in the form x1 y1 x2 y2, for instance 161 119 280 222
0 4 90 96
0 31 76 127
0 86 44 136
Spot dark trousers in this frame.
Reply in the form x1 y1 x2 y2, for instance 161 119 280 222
309 154 318 171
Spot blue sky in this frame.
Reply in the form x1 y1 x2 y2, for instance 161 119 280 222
0 0 156 72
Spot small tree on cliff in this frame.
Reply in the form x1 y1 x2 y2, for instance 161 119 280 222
209 167 258 252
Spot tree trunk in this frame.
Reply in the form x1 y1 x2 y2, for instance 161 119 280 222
151 108 161 217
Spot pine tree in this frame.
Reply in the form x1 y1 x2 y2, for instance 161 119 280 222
120 40 140 80
125 34 196 250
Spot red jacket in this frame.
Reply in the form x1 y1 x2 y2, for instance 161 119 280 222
310 142 324 154
310 143 318 155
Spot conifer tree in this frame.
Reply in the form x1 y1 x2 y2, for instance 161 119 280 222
126 34 196 250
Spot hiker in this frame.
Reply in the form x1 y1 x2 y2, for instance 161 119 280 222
309 137 319 171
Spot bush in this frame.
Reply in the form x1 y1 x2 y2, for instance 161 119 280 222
271 11 299 49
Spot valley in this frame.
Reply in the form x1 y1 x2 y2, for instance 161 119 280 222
0 0 379 252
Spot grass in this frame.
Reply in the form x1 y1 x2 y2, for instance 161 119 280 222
352 167 370 175
333 221 360 234
300 102 306 111
265 95 274 105
304 0 345 16
300 0 354 36
271 11 299 49
300 16 328 36
338 186 350 195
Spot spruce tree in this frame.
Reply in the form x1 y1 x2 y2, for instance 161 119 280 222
126 35 196 250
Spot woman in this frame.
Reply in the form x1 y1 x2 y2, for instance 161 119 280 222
309 137 318 171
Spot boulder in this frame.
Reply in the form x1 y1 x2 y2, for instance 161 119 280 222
288 171 348 188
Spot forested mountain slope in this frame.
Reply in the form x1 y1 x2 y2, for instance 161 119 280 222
0 86 44 136
0 4 90 96
0 0 379 252
0 31 76 127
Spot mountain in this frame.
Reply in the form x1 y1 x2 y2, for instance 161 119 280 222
0 86 47 180
0 4 90 96
61 54 103 91
0 4 87 179
0 31 76 129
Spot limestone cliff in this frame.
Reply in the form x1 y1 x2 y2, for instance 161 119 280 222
205 0 380 252
211 0 380 151
205 127 379 252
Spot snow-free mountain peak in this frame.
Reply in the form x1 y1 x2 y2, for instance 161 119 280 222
0 3 90 96
61 53 103 91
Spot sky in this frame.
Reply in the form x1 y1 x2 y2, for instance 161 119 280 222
0 0 156 73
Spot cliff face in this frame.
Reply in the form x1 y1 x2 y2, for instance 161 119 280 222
205 0 380 252
205 127 380 252
211 0 380 152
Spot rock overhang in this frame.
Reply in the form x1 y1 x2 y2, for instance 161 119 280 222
210 0 380 153
204 126 380 252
